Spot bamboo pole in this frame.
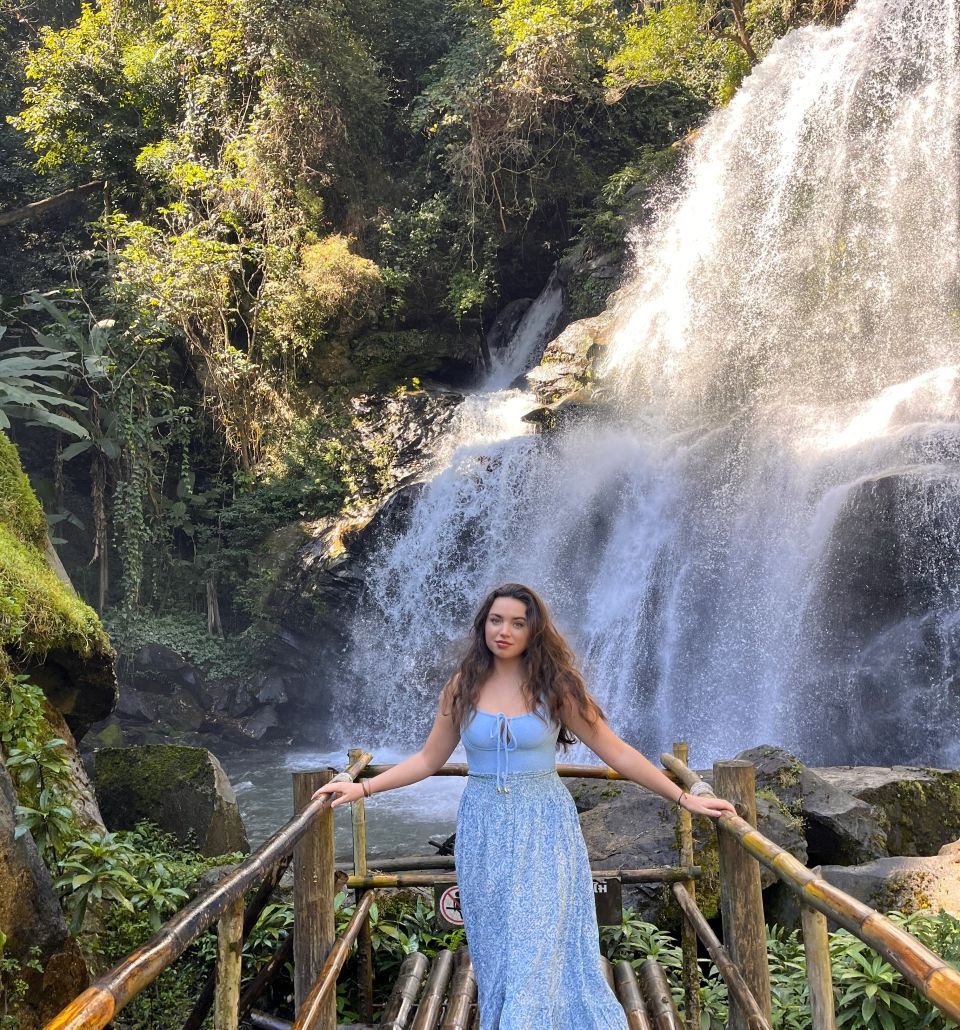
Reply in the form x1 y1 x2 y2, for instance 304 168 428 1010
363 762 639 780
613 961 653 1030
340 855 456 872
345 867 700 889
349 748 375 1025
381 951 431 1030
250 1013 293 1030
660 751 960 1022
673 742 701 1030
714 761 772 1030
638 959 683 1030
601 956 616 991
184 854 293 1030
238 934 293 1026
672 884 771 1030
293 892 375 1029
43 753 372 1030
214 896 244 1030
293 769 337 1027
411 949 456 1030
440 948 477 1030
801 903 836 1030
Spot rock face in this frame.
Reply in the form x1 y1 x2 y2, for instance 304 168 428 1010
817 766 960 857
0 761 87 1028
821 853 960 915
94 745 249 856
802 469 960 765
572 774 806 925
737 745 887 864
0 432 117 741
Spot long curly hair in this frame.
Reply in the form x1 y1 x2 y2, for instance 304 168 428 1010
446 583 605 747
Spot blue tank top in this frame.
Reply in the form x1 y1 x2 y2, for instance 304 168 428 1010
461 708 560 792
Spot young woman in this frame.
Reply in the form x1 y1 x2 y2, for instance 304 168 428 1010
316 583 734 1029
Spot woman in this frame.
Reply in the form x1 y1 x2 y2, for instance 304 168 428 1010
316 583 734 1028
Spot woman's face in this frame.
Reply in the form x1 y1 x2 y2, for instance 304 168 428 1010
484 596 531 660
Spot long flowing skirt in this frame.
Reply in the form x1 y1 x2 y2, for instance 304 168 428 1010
455 769 628 1030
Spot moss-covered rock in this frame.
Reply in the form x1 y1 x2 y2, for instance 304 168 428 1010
0 432 116 738
817 766 960 857
93 744 249 856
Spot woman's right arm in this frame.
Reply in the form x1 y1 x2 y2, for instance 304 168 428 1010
313 686 460 808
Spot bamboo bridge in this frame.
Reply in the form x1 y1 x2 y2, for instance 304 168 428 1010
43 746 960 1030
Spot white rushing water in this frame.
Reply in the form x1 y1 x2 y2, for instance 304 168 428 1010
341 0 960 767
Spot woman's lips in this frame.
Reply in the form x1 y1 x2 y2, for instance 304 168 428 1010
495 640 511 648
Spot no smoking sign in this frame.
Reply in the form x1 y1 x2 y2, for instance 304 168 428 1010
434 885 464 929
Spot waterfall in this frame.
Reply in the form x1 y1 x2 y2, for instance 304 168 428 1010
343 0 960 767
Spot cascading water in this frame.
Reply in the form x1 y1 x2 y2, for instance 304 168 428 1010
342 0 960 767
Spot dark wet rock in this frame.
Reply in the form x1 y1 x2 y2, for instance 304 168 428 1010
737 745 887 865
237 705 281 742
486 298 534 355
821 853 960 914
94 745 249 856
571 775 806 926
0 761 88 1027
816 765 960 857
800 469 960 765
129 642 205 697
25 644 117 743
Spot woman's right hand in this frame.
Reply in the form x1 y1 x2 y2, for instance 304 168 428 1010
312 780 367 808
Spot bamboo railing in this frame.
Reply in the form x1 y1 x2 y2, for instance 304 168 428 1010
44 742 960 1029
661 750 960 1027
43 752 372 1030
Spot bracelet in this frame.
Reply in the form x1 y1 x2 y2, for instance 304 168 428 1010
362 780 370 798
676 790 686 808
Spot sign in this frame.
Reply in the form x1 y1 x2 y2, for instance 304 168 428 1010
593 876 622 926
435 884 464 930
432 877 621 928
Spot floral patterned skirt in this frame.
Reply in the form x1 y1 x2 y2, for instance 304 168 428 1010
455 769 628 1030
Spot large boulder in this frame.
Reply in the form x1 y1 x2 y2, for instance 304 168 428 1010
0 761 87 1028
93 745 249 856
821 853 960 915
817 766 960 856
571 774 806 925
737 745 887 864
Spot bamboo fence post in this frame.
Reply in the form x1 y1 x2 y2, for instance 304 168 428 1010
293 769 336 1026
673 742 701 1030
411 949 456 1030
638 959 683 1030
440 947 477 1030
214 895 244 1030
714 760 772 1030
801 902 836 1030
381 951 431 1029
349 748 375 1025
294 892 375 1029
672 884 771 1030
613 960 653 1030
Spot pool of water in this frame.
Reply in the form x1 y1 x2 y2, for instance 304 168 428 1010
218 745 466 861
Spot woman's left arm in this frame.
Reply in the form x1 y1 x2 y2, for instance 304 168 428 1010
561 701 735 820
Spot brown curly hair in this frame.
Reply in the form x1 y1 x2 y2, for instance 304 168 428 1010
445 583 605 747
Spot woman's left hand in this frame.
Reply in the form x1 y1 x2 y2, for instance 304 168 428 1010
679 793 737 819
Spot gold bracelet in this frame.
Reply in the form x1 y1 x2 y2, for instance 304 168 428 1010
362 780 371 798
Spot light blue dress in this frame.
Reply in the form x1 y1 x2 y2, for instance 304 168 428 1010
455 708 628 1029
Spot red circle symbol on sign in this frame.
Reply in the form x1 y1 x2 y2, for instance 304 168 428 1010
439 885 463 926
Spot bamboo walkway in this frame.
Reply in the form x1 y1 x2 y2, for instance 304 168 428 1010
42 746 960 1030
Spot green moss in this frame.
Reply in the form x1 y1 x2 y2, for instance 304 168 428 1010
350 330 477 388
0 434 110 660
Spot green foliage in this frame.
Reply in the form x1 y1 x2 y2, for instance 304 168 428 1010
0 931 42 1030
0 674 79 863
607 0 752 106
